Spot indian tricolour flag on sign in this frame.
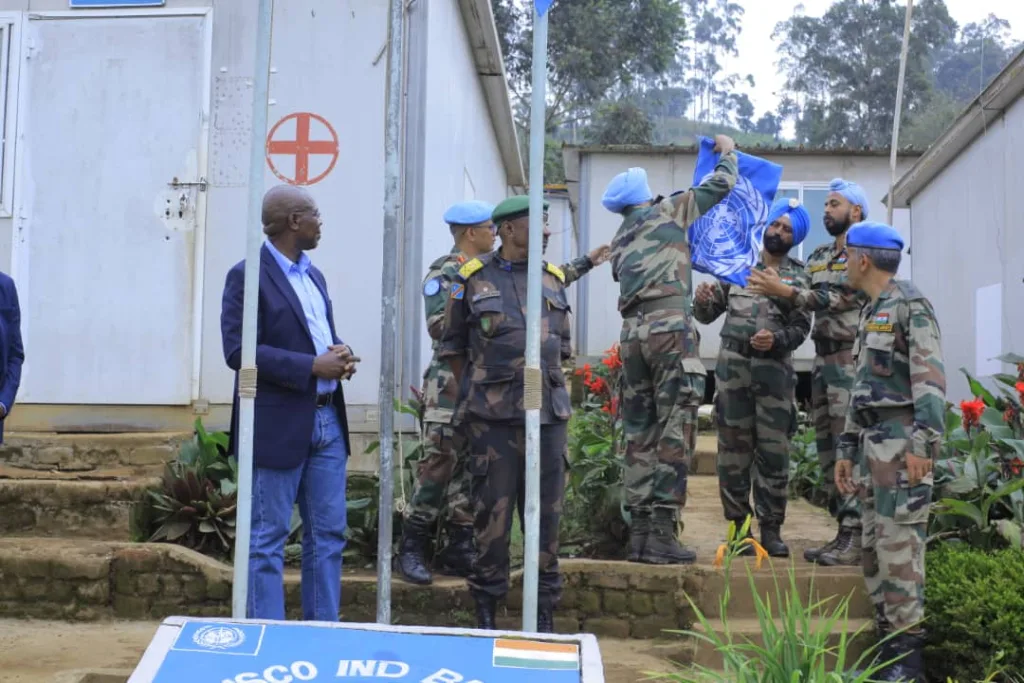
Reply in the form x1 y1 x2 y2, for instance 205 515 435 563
493 639 580 670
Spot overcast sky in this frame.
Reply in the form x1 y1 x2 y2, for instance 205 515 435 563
732 0 1024 117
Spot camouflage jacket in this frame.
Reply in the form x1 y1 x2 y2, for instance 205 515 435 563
438 252 572 425
609 151 738 341
693 256 812 357
792 240 870 345
421 249 593 424
837 280 946 463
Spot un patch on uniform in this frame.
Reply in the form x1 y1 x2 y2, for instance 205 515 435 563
451 283 465 300
423 277 441 297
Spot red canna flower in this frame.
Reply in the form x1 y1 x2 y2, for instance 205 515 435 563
1016 381 1024 404
1004 407 1017 426
961 398 986 432
1009 458 1023 477
601 344 623 371
588 377 607 395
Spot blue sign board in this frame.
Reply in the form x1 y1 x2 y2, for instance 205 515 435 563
70 0 166 7
146 619 585 683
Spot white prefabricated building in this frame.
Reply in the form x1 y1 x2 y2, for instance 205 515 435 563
890 49 1024 402
562 145 921 375
0 0 525 448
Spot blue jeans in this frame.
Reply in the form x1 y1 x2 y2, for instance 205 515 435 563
247 405 348 621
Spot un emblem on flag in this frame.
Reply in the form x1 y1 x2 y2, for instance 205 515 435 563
192 625 247 650
690 174 770 281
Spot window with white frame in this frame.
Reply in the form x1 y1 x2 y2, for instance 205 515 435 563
775 183 833 261
0 15 19 218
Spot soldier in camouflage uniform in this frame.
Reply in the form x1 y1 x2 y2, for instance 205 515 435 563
748 178 872 567
396 201 496 586
836 222 945 683
693 198 813 558
602 135 738 565
398 201 610 586
440 195 593 632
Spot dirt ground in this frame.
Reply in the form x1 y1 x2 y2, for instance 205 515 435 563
0 618 680 683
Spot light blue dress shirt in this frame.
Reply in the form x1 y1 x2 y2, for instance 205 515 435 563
265 241 339 395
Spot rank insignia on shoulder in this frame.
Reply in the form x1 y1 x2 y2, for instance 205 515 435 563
423 278 441 297
545 263 566 283
459 258 484 279
451 283 465 300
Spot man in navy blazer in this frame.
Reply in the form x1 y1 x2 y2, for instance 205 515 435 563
221 184 359 622
0 271 23 443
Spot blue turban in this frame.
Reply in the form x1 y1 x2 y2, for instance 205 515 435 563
847 221 904 251
443 200 495 226
602 167 653 213
767 197 811 246
829 178 869 220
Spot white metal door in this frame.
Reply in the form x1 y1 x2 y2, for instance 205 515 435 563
14 12 210 405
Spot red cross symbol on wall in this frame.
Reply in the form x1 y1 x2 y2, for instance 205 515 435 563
265 112 340 186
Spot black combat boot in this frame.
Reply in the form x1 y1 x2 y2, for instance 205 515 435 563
760 522 790 558
641 509 697 565
537 605 555 633
803 526 841 563
435 524 475 578
395 519 433 586
474 594 497 630
817 525 862 566
852 631 925 683
627 512 650 562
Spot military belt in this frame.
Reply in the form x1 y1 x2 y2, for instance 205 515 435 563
814 338 854 357
622 295 688 319
721 336 789 361
855 405 914 428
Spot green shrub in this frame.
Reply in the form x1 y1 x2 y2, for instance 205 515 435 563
925 544 1024 682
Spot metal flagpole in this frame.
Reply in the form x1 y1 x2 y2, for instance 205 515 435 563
233 0 275 619
523 0 551 633
887 0 914 224
377 0 406 624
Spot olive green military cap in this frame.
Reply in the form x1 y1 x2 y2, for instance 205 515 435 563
492 195 550 223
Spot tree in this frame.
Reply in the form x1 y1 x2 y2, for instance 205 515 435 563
934 15 1021 103
773 0 958 147
753 112 782 139
492 0 687 131
586 100 655 145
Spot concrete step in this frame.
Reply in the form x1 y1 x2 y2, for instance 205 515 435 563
0 431 188 472
0 467 159 541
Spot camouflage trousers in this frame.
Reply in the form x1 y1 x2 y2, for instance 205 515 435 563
620 322 705 514
714 345 797 526
404 421 473 529
812 347 861 529
465 421 567 604
854 413 931 632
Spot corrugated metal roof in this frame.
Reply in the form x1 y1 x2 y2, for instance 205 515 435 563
562 143 926 158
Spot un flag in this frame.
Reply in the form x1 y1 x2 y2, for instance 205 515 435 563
687 136 783 287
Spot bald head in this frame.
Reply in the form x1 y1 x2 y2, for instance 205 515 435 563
262 185 316 237
262 185 323 254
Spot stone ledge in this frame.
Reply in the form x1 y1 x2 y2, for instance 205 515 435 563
0 539 870 641
0 432 188 472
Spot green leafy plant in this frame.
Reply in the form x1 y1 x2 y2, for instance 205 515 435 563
925 544 1024 682
561 345 627 558
646 517 896 682
930 357 1024 550
143 418 238 559
788 420 826 507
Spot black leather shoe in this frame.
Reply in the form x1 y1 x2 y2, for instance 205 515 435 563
474 595 497 630
395 520 433 585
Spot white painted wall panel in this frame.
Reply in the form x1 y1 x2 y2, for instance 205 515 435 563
910 98 1024 402
15 13 207 404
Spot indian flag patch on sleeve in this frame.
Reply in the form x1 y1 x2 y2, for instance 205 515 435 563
492 638 580 671
874 313 889 325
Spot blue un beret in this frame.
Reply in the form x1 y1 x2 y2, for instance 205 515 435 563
444 200 495 226
847 221 904 251
829 178 870 220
